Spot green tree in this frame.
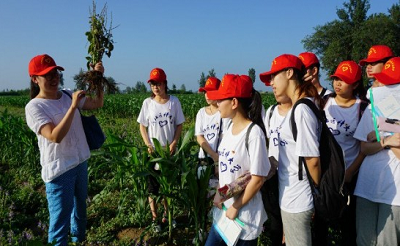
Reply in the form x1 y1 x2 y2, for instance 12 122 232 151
134 81 147 93
302 0 400 84
208 68 216 79
198 72 206 88
248 68 256 84
180 84 186 93
74 68 86 90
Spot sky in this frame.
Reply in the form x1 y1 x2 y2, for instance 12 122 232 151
0 0 397 93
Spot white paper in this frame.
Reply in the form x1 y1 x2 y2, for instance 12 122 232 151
213 207 243 246
371 84 400 119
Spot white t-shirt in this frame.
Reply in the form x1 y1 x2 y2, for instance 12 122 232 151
319 87 333 97
324 97 362 169
353 107 400 206
276 99 320 213
25 90 90 183
195 107 222 158
137 95 185 147
217 123 270 240
264 104 284 161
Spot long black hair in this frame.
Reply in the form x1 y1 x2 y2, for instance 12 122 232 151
237 89 266 137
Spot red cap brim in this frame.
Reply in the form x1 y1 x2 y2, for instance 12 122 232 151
372 72 400 85
34 66 64 76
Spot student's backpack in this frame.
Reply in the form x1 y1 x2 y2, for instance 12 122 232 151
290 98 348 221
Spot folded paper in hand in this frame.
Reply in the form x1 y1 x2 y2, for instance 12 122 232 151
378 117 400 133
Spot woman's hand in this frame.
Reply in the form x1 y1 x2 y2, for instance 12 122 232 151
226 205 239 220
169 142 177 155
92 62 104 74
383 133 400 148
147 144 154 154
213 191 223 209
367 131 377 142
71 90 86 109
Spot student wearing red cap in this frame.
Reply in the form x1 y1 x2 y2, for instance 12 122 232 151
260 54 322 246
318 61 368 246
353 57 400 245
137 68 185 232
359 45 394 89
263 88 291 246
204 74 270 246
298 52 332 97
196 77 223 176
25 54 104 245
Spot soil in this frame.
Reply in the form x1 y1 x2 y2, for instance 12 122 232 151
116 216 202 246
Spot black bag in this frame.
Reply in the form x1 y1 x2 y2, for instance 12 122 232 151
81 114 106 150
62 90 106 150
290 98 348 221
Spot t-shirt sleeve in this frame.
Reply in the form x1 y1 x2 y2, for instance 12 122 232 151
137 98 150 127
25 102 52 135
295 104 320 157
248 126 270 177
354 106 373 142
195 108 204 136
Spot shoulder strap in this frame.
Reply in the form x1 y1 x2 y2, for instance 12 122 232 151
319 88 327 97
266 104 278 148
61 89 71 99
268 104 278 125
215 118 223 151
290 98 322 141
245 122 256 153
290 98 322 180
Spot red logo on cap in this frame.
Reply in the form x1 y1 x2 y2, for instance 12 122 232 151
205 78 213 86
41 55 52 65
298 55 305 62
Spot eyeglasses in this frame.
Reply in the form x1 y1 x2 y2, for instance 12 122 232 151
41 70 61 81
150 82 162 87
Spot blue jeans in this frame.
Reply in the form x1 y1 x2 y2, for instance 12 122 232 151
46 161 88 246
204 224 258 246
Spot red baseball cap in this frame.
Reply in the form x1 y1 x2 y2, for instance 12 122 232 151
298 52 320 69
28 54 64 76
148 68 167 83
359 45 394 66
330 61 361 84
259 54 304 86
207 74 253 100
371 57 400 85
198 77 221 92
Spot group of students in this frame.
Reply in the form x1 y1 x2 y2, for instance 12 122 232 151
25 44 400 246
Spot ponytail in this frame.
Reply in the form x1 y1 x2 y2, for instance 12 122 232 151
238 89 266 137
293 68 323 109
